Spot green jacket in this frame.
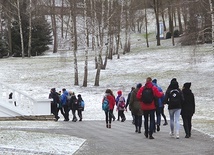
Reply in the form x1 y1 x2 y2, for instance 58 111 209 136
129 88 143 116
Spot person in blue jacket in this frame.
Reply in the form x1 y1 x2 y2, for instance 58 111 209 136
60 88 69 121
152 79 168 132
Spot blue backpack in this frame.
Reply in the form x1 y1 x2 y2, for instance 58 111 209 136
81 100 85 108
102 97 109 112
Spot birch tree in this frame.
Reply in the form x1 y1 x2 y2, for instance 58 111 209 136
83 0 88 87
17 0 25 58
27 0 32 57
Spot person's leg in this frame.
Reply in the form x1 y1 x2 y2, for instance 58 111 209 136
117 110 120 121
138 115 142 133
189 115 193 137
182 115 189 138
174 109 181 138
161 107 168 125
149 110 155 139
105 111 108 128
156 107 161 131
135 115 139 132
78 110 82 121
109 110 113 128
143 111 149 138
121 110 126 122
169 109 175 136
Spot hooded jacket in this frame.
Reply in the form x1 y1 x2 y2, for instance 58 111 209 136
181 83 195 116
103 93 115 110
137 81 163 111
129 88 143 115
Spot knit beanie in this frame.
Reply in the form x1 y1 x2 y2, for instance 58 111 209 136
117 90 122 95
152 79 157 84
136 83 142 88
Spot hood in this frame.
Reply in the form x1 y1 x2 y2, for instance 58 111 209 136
145 81 153 88
63 90 68 96
183 82 191 89
170 81 179 89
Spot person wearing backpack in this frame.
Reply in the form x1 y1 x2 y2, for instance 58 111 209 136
181 82 195 138
152 79 167 132
137 77 164 139
60 88 69 121
116 90 126 122
129 83 143 133
164 78 184 139
77 94 84 121
102 89 115 128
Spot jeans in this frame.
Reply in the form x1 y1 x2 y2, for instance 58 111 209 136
169 109 181 134
105 109 113 124
143 110 155 136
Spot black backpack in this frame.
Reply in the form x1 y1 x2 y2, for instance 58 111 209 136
142 87 154 104
169 89 181 105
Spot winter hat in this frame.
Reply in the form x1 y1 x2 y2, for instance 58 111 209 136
183 82 191 89
77 94 81 97
152 79 157 84
117 90 122 95
170 78 177 84
136 83 142 88
51 88 56 92
171 81 179 89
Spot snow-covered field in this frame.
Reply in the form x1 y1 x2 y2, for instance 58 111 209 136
0 36 213 154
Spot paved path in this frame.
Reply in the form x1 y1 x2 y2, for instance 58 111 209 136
1 120 213 155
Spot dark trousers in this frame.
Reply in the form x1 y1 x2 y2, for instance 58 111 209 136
51 103 58 119
62 105 70 121
182 115 193 137
118 110 125 120
72 109 77 120
135 115 142 131
57 108 65 117
144 110 155 136
105 109 113 124
77 110 82 119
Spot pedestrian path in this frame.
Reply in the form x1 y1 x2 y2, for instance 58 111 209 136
0 120 213 155
68 120 213 155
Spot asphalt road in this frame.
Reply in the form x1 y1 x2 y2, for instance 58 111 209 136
61 120 214 155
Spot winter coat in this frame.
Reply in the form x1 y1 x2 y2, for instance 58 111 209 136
137 81 164 111
77 96 84 111
116 95 126 111
60 90 68 106
152 82 165 108
70 95 78 110
103 93 115 110
164 81 184 110
129 88 143 116
181 88 195 116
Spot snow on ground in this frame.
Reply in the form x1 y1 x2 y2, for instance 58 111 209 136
0 36 214 154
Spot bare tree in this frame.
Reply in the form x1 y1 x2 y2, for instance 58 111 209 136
16 0 25 58
27 0 32 57
50 0 57 53
153 0 161 46
83 0 88 87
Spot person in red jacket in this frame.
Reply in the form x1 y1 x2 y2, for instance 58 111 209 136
137 77 164 139
102 89 116 128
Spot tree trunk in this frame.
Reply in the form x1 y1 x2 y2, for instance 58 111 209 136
153 0 161 46
28 0 32 57
83 0 88 87
177 0 183 34
17 0 25 58
51 0 57 53
145 0 149 47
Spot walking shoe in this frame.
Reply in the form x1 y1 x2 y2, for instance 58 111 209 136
185 135 190 138
108 124 111 128
144 132 148 138
106 124 108 128
176 135 179 139
149 136 154 139
157 125 160 132
135 129 138 133
163 122 168 126
169 132 174 137
138 130 141 133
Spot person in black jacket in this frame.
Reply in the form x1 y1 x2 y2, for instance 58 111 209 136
70 92 78 122
181 82 195 138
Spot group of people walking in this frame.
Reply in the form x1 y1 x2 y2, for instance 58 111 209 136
49 88 85 122
102 77 195 140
